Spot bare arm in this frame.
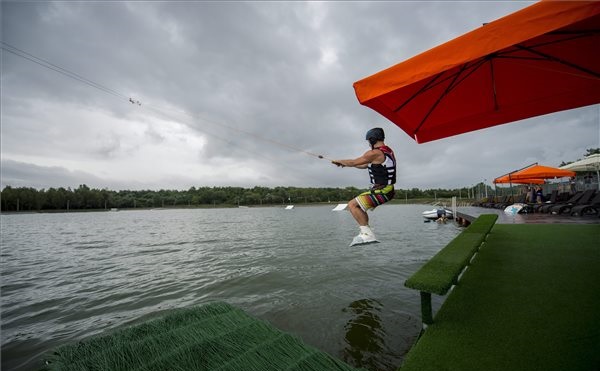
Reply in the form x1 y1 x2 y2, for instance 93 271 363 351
332 149 384 169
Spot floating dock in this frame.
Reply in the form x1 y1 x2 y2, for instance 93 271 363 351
44 302 361 371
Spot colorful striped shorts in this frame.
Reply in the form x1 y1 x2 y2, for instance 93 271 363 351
355 185 395 212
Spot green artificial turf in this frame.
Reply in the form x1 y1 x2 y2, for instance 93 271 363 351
400 224 600 371
462 214 498 235
44 302 363 371
405 214 497 295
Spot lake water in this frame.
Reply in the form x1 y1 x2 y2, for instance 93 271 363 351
1 204 462 371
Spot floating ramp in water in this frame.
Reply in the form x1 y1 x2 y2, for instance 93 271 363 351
285 205 294 210
44 302 360 371
332 203 348 211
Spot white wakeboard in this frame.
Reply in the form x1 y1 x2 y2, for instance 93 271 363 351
332 203 348 211
349 236 380 247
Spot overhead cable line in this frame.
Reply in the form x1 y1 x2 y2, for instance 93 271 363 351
1 41 331 162
1 41 137 103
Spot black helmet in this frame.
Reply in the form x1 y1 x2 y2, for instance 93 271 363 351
366 127 385 145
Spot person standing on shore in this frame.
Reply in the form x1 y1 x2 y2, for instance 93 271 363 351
535 186 544 203
332 127 396 246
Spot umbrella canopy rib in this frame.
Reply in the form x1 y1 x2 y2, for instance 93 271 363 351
514 43 600 79
392 71 443 114
489 58 499 111
412 63 470 136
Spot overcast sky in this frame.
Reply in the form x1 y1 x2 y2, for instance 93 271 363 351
2 1 599 191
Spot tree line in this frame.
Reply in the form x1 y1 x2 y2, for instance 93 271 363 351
0 184 485 212
3 150 593 212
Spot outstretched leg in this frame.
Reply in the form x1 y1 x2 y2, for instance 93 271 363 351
348 199 377 246
348 199 368 226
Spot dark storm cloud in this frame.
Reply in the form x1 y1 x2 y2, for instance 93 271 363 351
2 1 597 190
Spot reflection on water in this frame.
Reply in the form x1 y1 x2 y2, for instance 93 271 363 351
343 298 387 369
342 298 403 371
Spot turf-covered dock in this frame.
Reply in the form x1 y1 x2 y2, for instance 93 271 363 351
401 222 600 371
44 302 362 371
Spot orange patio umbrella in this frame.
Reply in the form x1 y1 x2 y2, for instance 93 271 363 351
353 1 600 143
495 164 575 183
493 176 545 185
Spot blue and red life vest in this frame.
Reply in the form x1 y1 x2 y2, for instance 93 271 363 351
368 145 396 186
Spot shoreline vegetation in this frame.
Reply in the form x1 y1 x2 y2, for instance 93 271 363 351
1 184 484 213
0 199 475 214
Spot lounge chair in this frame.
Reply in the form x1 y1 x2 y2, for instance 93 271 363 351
483 196 503 208
557 192 572 202
570 191 600 216
531 190 558 212
473 197 489 207
549 189 595 215
494 195 514 209
510 193 534 213
539 191 582 213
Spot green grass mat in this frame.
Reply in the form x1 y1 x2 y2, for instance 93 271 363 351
405 214 497 295
401 224 600 371
44 302 363 371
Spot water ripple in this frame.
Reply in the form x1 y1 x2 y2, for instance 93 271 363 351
1 205 459 371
